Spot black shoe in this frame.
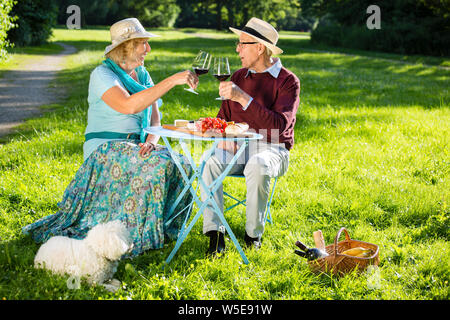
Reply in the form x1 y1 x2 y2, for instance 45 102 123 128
244 232 262 250
206 230 226 256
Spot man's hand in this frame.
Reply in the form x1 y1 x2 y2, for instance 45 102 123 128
219 81 251 107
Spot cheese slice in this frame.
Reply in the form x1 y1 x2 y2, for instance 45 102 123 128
174 119 189 127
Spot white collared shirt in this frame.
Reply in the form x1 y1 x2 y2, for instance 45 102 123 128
242 58 282 110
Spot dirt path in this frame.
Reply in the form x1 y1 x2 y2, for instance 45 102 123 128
0 42 77 137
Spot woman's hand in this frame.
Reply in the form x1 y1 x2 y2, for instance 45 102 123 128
102 70 199 115
171 70 199 89
138 141 155 157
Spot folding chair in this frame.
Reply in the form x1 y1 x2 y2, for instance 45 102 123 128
223 175 278 224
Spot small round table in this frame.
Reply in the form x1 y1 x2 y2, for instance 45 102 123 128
144 126 263 265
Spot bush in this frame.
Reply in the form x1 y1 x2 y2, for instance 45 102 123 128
55 0 181 28
0 0 17 61
130 0 180 28
311 18 450 56
7 0 57 47
309 0 450 57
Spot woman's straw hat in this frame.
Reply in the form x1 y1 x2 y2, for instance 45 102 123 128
104 18 159 56
229 17 283 55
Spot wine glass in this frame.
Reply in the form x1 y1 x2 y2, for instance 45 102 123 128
213 57 231 100
184 50 212 94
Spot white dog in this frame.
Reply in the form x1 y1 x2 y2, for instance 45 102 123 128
34 220 133 292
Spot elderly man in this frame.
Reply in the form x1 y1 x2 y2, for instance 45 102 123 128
201 17 300 256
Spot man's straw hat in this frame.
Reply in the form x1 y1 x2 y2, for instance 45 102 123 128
229 17 283 55
104 18 159 56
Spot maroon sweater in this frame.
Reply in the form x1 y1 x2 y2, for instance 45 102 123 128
217 66 300 150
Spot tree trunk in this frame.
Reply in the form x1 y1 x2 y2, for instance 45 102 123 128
227 5 235 28
216 0 223 30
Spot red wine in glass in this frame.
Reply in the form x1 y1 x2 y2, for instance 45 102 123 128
194 68 209 76
213 57 230 100
214 74 230 81
185 51 211 94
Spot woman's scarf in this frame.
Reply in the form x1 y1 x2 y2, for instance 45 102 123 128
102 58 162 143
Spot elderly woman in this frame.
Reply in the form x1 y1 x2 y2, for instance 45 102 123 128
23 18 198 257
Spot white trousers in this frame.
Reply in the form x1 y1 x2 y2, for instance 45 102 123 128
200 141 290 238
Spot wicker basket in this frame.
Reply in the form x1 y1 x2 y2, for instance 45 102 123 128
308 227 379 276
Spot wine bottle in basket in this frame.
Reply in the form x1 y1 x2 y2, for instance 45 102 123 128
294 250 308 258
294 240 329 261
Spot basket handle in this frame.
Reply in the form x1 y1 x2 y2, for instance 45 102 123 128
333 227 351 256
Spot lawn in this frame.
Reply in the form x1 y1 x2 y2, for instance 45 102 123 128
0 27 448 300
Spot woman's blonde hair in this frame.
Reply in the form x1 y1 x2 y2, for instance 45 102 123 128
105 38 146 65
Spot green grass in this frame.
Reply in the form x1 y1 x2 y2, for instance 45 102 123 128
0 27 449 300
0 42 64 79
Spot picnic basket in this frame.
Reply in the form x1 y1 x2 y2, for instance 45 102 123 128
308 227 379 275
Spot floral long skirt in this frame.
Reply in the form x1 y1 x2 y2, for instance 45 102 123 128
22 140 192 258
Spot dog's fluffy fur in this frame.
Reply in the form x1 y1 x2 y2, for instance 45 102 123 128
34 220 132 291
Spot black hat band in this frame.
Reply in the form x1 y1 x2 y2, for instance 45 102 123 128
241 26 274 45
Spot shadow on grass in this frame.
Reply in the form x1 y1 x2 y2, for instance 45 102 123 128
1 33 448 297
2 33 447 174
24 37 447 113
0 235 119 299
4 42 65 57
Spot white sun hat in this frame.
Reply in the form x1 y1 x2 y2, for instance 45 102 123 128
104 18 159 56
229 17 283 55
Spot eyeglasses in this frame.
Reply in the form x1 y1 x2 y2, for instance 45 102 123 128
235 41 258 48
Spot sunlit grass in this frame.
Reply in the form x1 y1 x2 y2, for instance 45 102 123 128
0 27 449 300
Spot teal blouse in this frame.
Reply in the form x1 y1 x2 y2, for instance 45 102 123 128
83 64 162 160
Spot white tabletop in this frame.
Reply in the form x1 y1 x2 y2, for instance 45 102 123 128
144 126 263 141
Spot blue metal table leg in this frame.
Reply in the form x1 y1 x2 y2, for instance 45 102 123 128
163 138 214 265
163 137 251 265
195 140 250 264
165 203 204 264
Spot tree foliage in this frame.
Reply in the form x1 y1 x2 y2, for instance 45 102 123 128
56 0 181 28
7 0 57 46
127 0 180 28
53 0 311 31
306 0 450 56
0 0 17 61
13 0 450 57
7 0 311 48
175 0 308 31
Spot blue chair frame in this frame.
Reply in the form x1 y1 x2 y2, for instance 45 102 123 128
223 175 278 224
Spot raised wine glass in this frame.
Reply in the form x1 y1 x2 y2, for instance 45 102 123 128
184 50 212 94
213 57 231 100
